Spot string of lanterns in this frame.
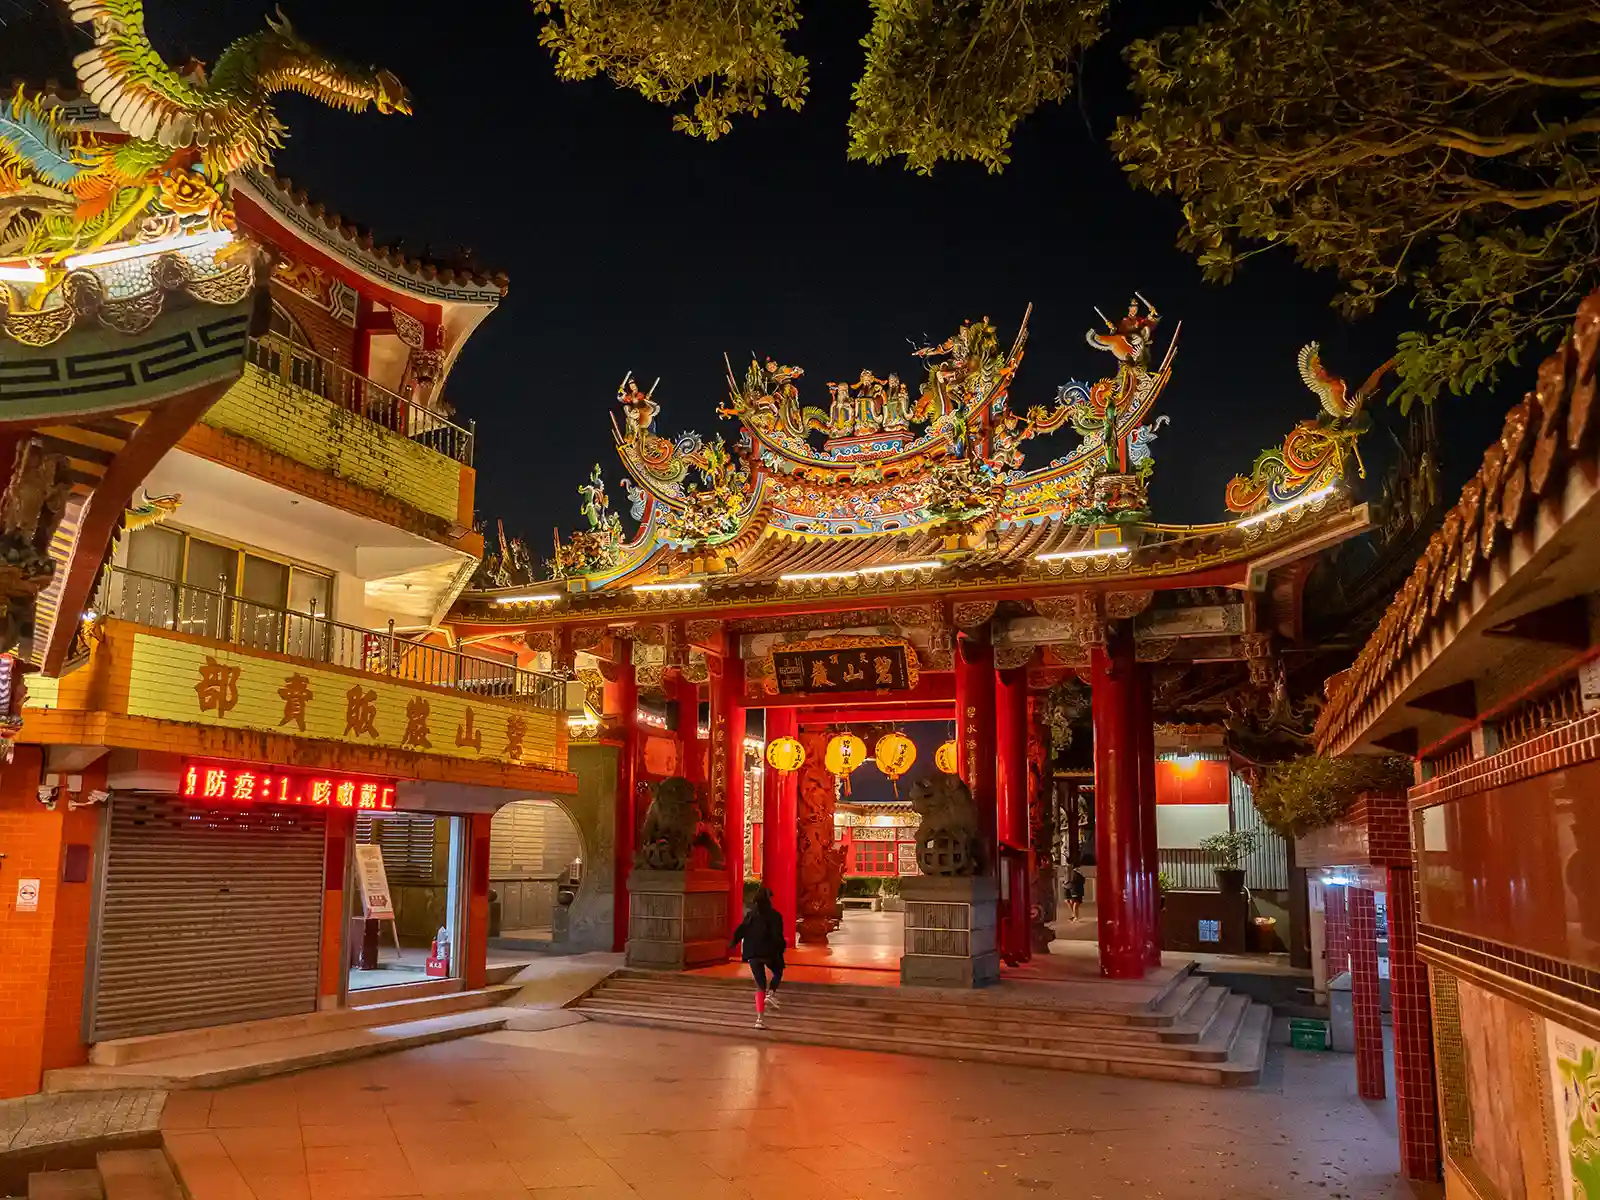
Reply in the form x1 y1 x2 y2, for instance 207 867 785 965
763 730 940 789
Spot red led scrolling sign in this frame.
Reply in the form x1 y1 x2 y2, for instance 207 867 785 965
180 760 397 811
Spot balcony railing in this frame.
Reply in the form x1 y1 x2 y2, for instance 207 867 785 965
97 567 561 710
246 333 476 466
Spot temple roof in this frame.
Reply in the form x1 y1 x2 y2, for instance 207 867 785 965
459 300 1380 630
1315 290 1600 757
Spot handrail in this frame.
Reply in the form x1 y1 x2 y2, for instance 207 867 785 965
97 566 561 710
246 332 476 466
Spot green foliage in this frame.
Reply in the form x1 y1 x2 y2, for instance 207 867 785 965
848 0 1107 174
1250 755 1413 839
528 0 1106 171
529 0 809 140
1198 829 1258 870
1112 0 1600 410
877 875 901 896
1157 870 1173 893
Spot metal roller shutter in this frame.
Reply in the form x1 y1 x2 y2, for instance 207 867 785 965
91 794 327 1042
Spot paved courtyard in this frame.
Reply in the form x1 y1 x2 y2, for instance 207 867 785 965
156 1018 1437 1200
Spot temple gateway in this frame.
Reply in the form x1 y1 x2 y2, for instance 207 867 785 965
451 299 1382 985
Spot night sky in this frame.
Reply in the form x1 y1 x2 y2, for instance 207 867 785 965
83 1 1514 545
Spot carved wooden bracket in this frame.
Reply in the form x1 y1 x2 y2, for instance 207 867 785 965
993 643 1036 672
1104 590 1154 620
952 600 998 630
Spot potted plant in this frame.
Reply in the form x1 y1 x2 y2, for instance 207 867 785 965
1198 830 1258 895
879 876 904 912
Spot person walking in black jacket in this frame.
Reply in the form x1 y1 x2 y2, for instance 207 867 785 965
729 886 786 1028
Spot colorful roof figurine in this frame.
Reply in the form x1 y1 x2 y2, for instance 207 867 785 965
455 297 1381 630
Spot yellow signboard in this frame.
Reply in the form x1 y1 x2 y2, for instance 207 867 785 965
124 633 561 769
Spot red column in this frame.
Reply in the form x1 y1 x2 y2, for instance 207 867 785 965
713 654 747 940
1133 663 1160 967
1349 886 1386 1100
1092 622 1145 979
1387 865 1441 1181
671 673 702 783
465 813 492 989
996 664 1031 963
762 706 799 947
607 648 638 953
955 637 998 865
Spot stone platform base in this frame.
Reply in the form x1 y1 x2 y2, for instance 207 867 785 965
900 875 999 988
625 869 730 971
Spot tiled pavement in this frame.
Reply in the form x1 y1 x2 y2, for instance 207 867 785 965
1 1090 165 1153
158 1021 1440 1200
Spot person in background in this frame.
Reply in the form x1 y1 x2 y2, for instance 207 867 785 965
1064 863 1086 923
729 886 786 1029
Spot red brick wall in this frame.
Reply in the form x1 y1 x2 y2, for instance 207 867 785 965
271 284 355 367
0 748 99 1097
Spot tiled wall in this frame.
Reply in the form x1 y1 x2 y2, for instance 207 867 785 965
1349 887 1386 1100
203 363 466 524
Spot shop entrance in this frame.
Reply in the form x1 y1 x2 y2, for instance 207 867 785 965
347 812 466 993
89 794 327 1041
488 799 583 948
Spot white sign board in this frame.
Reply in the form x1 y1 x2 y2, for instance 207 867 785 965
897 841 920 876
1580 659 1600 713
353 844 395 920
15 878 40 912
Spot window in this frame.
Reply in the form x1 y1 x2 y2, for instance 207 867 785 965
852 841 894 875
355 812 440 886
117 527 334 650
257 300 330 396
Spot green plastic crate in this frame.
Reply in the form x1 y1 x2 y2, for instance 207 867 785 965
1289 1018 1329 1050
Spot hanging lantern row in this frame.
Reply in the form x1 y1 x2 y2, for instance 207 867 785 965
934 739 959 775
765 736 806 773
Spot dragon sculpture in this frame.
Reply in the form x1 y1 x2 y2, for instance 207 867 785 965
1 0 410 337
1225 343 1391 516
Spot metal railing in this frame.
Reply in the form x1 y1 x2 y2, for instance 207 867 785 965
246 333 476 466
97 567 561 710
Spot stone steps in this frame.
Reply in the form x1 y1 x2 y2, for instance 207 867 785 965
87 984 520 1067
20 1150 181 1200
584 977 1233 1052
572 972 1272 1087
44 987 522 1093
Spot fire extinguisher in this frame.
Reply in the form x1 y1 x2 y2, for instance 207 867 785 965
431 926 450 968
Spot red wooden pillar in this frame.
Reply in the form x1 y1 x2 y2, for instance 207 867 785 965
1349 886 1386 1100
1133 663 1160 967
669 673 702 783
1091 622 1145 979
712 654 747 939
1387 865 1441 1180
955 637 998 865
996 664 1031 963
762 706 799 947
606 647 639 953
465 813 493 989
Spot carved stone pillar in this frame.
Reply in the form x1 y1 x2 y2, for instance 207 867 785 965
795 727 844 945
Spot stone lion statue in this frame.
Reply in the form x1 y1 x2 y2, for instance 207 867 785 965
908 774 985 876
634 776 724 871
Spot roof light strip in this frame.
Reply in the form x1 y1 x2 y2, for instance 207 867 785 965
493 592 561 605
0 265 47 283
1235 485 1337 529
781 560 944 583
1035 546 1133 563
633 581 704 593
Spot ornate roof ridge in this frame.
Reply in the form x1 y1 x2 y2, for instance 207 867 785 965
238 168 510 300
1315 289 1600 754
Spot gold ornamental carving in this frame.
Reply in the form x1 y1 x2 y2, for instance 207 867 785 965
636 663 666 688
681 651 710 685
952 601 997 630
684 619 722 645
1104 590 1154 620
993 644 1036 672
1031 596 1084 622
1135 637 1178 663
571 626 607 652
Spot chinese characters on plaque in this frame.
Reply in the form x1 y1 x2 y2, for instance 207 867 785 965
180 653 537 764
770 643 911 695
